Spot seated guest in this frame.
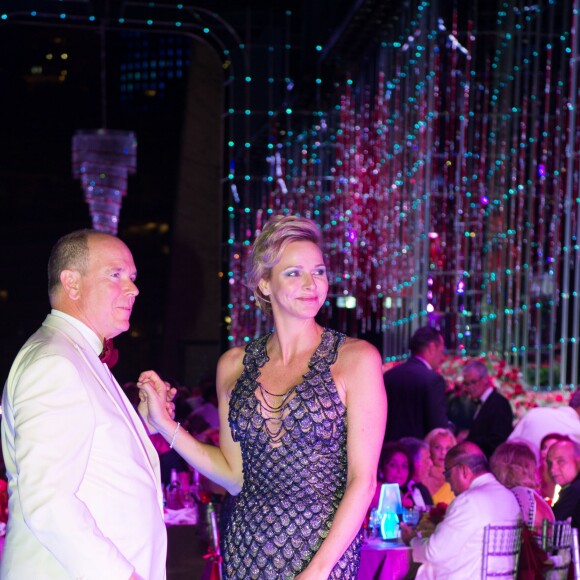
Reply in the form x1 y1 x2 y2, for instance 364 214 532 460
424 428 457 504
462 360 513 458
401 442 521 579
184 375 220 430
490 441 554 531
369 442 417 510
547 438 580 528
400 437 434 508
539 433 570 504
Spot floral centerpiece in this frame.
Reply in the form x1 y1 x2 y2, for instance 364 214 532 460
415 502 448 538
427 502 448 525
384 353 572 423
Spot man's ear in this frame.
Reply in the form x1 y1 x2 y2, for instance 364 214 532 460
459 463 470 479
60 270 81 300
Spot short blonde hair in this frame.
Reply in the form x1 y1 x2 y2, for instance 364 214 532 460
246 215 322 312
490 441 538 489
425 428 457 448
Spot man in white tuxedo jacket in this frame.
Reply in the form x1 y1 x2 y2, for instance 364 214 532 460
1 230 168 579
401 442 521 579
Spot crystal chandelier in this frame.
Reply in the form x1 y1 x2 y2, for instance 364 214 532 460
71 14 137 236
72 129 137 235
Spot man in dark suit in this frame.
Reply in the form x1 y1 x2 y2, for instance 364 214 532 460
547 438 580 529
384 326 449 441
462 359 513 458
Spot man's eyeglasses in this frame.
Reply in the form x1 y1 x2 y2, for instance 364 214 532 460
463 377 483 386
443 463 463 479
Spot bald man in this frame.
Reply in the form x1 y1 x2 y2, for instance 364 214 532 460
402 442 520 579
548 439 580 529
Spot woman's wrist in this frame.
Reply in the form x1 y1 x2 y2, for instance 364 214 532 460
158 419 179 442
168 422 181 448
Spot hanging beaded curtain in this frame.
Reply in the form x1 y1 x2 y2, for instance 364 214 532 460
226 0 580 390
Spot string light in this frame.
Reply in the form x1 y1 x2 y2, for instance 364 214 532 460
2 1 578 387
224 0 580 389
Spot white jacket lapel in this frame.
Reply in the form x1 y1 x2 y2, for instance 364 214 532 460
74 343 160 475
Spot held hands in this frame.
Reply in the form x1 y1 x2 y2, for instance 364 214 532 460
137 370 176 434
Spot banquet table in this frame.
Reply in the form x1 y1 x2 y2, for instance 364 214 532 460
358 537 419 580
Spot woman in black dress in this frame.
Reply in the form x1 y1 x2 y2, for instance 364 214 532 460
138 215 387 579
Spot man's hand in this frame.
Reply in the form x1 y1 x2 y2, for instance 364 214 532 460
400 522 417 545
162 381 177 419
136 370 174 433
415 514 436 538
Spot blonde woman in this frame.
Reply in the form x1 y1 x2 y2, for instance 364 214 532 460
424 428 457 504
139 215 387 579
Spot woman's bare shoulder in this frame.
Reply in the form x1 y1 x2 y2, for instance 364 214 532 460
332 335 383 397
339 335 381 363
218 345 246 365
216 345 246 394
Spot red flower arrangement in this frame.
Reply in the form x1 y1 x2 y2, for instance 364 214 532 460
427 502 448 525
413 501 448 539
198 490 213 505
438 354 571 421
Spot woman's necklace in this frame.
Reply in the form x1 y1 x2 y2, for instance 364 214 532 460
256 328 322 443
257 382 297 443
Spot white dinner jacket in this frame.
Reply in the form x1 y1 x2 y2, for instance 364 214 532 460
411 472 521 579
1 313 167 579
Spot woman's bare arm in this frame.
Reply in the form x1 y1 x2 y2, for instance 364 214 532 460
137 348 245 495
296 339 387 579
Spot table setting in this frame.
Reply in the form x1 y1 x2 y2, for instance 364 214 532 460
357 484 426 579
163 468 223 580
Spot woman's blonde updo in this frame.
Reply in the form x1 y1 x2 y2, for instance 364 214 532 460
246 215 322 312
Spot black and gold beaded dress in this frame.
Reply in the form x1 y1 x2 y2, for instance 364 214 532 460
223 328 361 579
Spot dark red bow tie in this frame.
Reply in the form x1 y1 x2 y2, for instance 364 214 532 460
99 338 119 368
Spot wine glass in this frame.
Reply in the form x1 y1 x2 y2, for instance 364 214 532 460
402 507 421 527
368 508 382 538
